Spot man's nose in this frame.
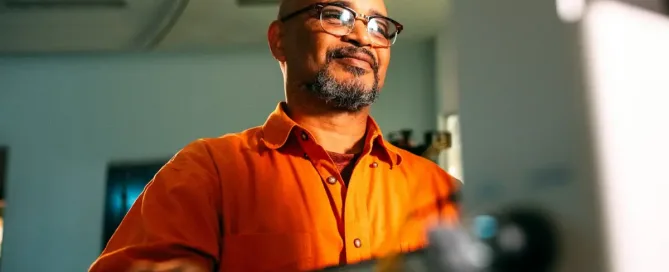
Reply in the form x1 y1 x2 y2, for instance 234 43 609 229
342 20 372 47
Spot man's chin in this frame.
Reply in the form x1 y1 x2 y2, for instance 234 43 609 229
308 66 380 110
330 71 375 86
325 99 374 112
333 80 375 93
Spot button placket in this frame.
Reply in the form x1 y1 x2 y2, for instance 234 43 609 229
294 128 345 220
343 156 374 261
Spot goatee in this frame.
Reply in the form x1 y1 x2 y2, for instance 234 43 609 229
305 46 380 112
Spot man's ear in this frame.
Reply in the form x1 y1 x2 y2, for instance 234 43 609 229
268 21 286 62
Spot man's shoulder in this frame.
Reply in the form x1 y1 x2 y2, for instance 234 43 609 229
168 126 264 170
382 140 461 204
382 140 461 183
184 126 264 150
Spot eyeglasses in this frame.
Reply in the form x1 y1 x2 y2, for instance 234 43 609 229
280 2 404 48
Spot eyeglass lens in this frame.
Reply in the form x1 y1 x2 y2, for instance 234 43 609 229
319 5 398 46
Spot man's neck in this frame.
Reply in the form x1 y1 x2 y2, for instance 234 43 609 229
285 100 370 154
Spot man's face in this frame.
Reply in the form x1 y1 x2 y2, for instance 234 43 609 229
278 0 392 111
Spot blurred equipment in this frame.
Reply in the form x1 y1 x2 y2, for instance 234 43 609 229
388 129 452 160
454 0 669 272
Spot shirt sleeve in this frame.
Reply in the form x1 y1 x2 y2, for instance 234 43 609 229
410 161 462 226
436 169 461 225
89 139 222 272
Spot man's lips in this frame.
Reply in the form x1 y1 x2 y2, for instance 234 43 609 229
336 53 375 69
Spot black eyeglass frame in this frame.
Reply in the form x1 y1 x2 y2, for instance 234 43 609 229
279 2 404 46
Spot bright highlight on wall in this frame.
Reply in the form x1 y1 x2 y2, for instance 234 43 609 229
556 0 586 22
438 114 463 182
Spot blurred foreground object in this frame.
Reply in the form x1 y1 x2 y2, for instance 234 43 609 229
322 209 558 272
128 259 209 272
453 0 669 271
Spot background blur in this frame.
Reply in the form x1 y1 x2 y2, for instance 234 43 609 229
0 1 457 270
0 0 667 271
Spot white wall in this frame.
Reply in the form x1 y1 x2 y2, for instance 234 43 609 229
0 40 437 272
434 4 459 116
434 0 462 177
451 0 605 271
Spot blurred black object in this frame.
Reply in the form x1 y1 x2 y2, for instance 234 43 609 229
321 249 433 272
480 209 559 272
388 129 451 158
319 208 559 272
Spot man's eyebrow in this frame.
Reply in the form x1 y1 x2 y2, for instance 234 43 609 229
328 0 387 17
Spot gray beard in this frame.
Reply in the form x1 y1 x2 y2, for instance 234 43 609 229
305 63 380 112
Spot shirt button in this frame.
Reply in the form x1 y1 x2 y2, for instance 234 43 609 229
301 131 308 141
370 162 378 168
303 153 309 160
353 238 362 248
326 176 337 184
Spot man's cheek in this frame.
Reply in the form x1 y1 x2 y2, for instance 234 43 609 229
377 66 388 78
376 74 387 89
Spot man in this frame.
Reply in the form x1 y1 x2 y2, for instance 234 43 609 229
89 0 459 271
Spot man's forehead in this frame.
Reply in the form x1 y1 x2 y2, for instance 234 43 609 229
278 0 388 18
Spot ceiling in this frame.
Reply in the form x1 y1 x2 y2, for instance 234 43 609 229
158 0 450 50
0 0 449 53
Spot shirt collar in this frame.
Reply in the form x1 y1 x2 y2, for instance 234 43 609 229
260 102 403 166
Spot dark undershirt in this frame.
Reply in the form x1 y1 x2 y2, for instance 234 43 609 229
326 151 360 186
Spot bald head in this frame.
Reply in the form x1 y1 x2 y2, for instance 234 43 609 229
278 0 390 20
277 0 313 20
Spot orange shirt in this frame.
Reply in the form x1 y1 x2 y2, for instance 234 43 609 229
89 103 459 272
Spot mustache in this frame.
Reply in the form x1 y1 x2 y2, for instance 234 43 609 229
326 46 379 71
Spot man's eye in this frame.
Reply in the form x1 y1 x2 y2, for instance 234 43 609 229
369 20 389 36
323 11 344 19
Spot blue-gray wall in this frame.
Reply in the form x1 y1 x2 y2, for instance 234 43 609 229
0 40 438 271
